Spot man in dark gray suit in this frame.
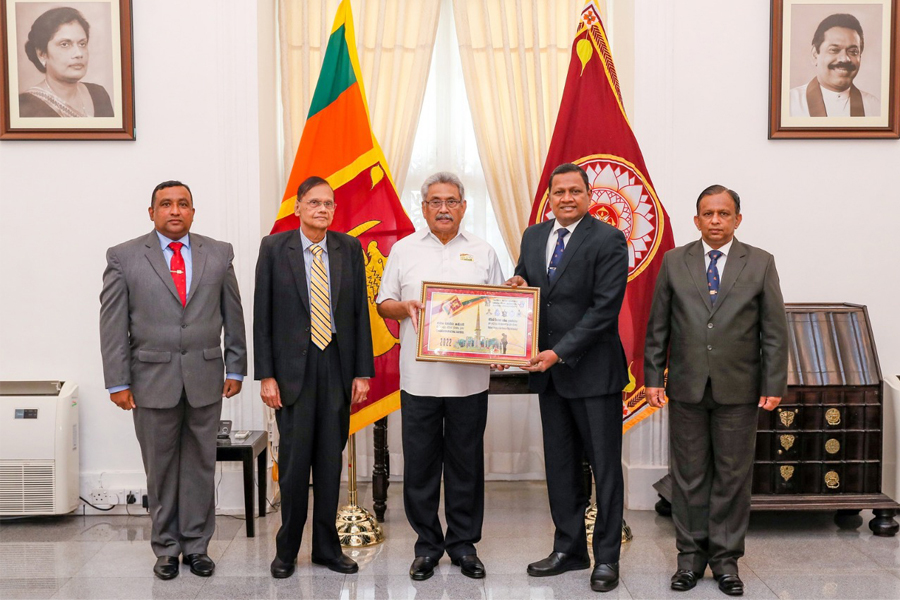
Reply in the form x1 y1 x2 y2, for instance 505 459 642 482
100 181 247 580
645 185 788 597
507 163 629 593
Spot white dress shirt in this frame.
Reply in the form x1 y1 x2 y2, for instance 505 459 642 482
376 228 504 397
545 216 586 268
789 82 880 117
701 238 734 279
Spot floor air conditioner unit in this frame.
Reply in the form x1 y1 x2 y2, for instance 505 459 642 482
0 381 79 516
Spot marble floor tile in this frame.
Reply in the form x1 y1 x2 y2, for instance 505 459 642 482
0 542 105 580
195 574 344 599
756 568 900 599
52 576 206 600
742 534 877 572
348 572 486 600
0 577 67 600
845 531 900 569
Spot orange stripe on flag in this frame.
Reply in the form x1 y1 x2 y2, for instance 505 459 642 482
283 82 373 201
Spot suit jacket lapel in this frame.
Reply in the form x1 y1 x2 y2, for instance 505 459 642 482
287 231 310 314
531 221 553 289
685 240 714 312
711 238 747 315
327 232 342 308
143 230 182 305
185 234 206 307
549 217 591 292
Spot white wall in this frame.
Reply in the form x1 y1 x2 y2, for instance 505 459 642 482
0 0 264 510
622 0 900 508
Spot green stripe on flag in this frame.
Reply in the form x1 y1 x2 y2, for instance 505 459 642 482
308 24 357 118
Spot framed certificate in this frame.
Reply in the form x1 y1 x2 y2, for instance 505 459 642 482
416 281 540 366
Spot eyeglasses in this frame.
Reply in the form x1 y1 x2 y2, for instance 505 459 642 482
424 199 463 209
303 199 336 210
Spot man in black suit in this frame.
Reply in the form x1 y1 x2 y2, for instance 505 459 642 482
254 176 374 578
645 185 788 597
506 163 629 593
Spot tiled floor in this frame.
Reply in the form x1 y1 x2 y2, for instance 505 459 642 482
1 481 899 599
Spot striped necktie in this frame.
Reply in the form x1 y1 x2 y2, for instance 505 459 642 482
547 228 569 283
309 244 332 349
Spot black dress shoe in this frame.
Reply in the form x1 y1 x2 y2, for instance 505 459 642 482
153 556 179 580
451 554 485 579
270 556 296 579
526 552 591 577
590 562 619 592
715 573 744 596
409 556 438 581
311 554 359 574
182 553 215 577
671 570 703 591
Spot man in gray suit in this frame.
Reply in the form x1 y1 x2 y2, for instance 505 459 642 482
644 185 787 597
100 181 247 580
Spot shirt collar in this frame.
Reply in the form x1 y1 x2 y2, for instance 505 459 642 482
157 231 190 250
420 226 468 245
299 229 328 252
701 238 734 257
551 215 585 236
820 84 850 101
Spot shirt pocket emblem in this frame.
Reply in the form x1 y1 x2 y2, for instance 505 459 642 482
459 253 474 262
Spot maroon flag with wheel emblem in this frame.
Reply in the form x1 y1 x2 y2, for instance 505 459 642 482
530 0 675 433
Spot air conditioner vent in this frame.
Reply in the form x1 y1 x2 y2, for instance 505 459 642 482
0 460 55 514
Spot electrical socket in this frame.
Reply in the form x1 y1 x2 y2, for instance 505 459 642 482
89 488 117 506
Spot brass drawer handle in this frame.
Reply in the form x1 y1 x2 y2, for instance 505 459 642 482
778 408 798 427
825 470 840 489
780 465 794 482
825 438 840 454
825 408 841 426
780 434 795 451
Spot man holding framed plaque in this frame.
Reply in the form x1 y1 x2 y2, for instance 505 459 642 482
506 163 629 593
376 172 504 581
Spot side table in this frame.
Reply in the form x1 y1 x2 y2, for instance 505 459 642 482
216 430 268 537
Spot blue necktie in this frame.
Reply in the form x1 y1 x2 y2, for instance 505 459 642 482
707 250 723 305
548 229 569 283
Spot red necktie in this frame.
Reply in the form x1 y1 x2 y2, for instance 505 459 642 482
168 242 187 307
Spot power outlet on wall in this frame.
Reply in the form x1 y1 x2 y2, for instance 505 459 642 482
89 488 117 506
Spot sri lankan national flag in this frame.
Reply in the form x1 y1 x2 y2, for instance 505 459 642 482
272 0 414 434
530 1 675 433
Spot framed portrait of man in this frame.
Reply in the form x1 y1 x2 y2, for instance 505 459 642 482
769 0 899 138
0 0 134 140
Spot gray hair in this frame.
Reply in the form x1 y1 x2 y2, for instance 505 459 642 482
420 172 465 201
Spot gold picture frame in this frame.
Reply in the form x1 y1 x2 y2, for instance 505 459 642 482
416 281 540 367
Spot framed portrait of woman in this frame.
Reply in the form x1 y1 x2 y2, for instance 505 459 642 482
769 0 899 139
0 0 134 140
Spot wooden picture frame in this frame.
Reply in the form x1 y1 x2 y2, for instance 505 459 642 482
1 0 134 140
416 282 540 367
769 0 899 139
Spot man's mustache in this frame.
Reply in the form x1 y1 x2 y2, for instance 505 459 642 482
435 214 454 222
829 61 857 73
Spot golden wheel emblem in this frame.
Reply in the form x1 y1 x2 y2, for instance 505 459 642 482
825 438 840 455
825 408 841 426
825 471 840 489
779 410 796 427
780 465 794 482
779 435 795 451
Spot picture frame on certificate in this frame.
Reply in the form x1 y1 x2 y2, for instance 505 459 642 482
768 0 899 139
416 281 540 367
1 0 135 140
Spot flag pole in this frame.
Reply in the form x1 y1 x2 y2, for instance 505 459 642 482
336 432 384 547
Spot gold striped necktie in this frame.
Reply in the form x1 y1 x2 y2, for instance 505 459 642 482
309 244 332 350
